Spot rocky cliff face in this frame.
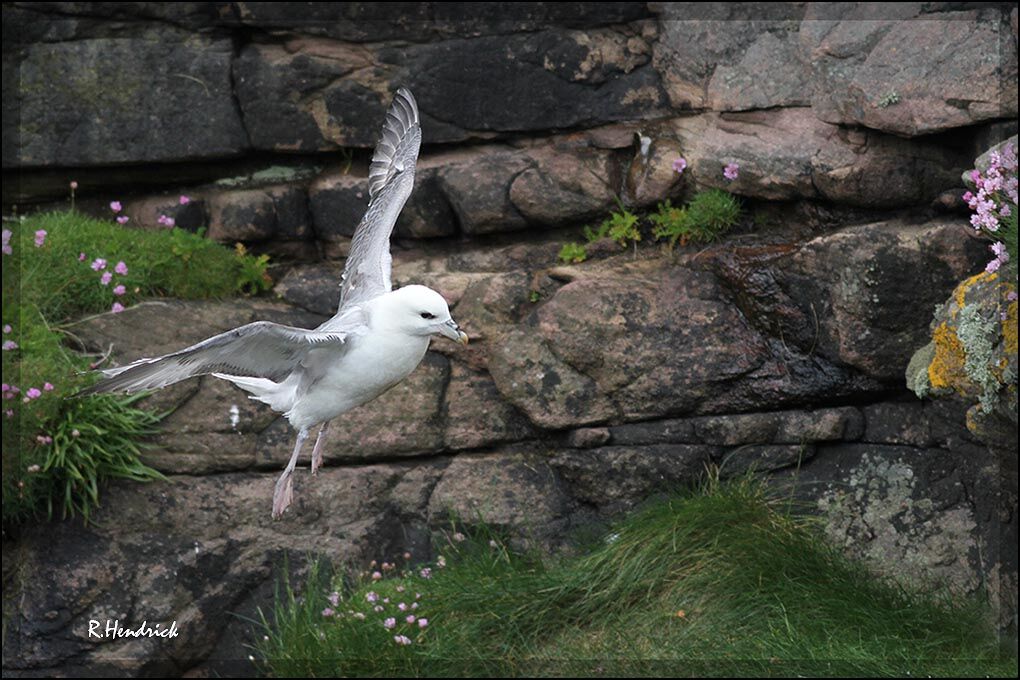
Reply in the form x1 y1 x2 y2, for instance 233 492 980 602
3 2 1018 675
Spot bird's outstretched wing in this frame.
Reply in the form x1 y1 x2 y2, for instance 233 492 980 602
77 322 348 395
329 88 421 321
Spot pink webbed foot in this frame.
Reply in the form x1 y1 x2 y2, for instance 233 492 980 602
272 469 294 519
272 427 308 519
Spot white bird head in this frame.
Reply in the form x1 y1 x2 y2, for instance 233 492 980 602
373 284 468 344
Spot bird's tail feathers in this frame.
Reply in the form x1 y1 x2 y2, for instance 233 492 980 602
211 373 294 411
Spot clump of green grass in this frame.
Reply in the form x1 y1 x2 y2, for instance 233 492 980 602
2 210 273 526
13 211 271 324
255 477 1013 677
558 207 642 265
650 189 741 249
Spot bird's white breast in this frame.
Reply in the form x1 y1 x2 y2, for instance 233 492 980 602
285 330 430 431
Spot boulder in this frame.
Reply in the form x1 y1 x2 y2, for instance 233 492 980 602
673 109 967 207
710 219 988 381
7 36 247 167
802 6 1018 136
427 452 570 541
488 257 878 430
206 184 313 244
651 4 807 111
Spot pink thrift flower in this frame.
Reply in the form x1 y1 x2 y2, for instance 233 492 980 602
2 229 11 256
418 618 428 628
321 607 334 617
405 615 416 624
723 163 740 181
111 302 125 314
2 325 10 334
91 258 107 271
411 602 418 610
2 340 17 351
72 429 80 437
4 410 12 418
158 214 176 227
79 252 87 261
373 605 384 613
394 634 412 646
26 387 42 399
1 384 7 392
180 195 191 205
100 271 113 286
113 284 126 296
34 230 47 247
419 567 432 579
115 261 128 275
672 157 687 175
110 201 122 213
383 617 396 629
117 216 130 225
437 556 447 568
398 602 408 611
986 259 1001 273
328 592 340 607
36 435 52 445
371 571 383 581
27 464 41 472
70 180 78 190
43 382 54 391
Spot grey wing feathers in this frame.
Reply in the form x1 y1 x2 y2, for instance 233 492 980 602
77 322 347 395
368 88 419 199
335 88 422 314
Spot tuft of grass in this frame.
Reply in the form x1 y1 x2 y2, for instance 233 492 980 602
255 477 1014 677
651 189 741 249
14 211 271 324
2 210 273 526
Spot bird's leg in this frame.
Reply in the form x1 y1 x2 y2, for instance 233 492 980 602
310 421 330 476
273 428 308 519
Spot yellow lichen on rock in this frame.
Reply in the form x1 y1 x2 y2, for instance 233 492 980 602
1004 299 1018 356
928 321 971 392
953 271 997 313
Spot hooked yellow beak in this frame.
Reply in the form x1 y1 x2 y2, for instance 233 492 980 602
438 319 469 345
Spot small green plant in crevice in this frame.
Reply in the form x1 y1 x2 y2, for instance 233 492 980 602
256 476 1013 678
557 242 588 264
558 206 642 264
2 206 275 526
651 189 741 249
587 207 640 249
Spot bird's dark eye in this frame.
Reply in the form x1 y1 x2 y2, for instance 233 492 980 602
420 312 435 320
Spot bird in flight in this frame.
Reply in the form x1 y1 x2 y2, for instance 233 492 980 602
80 88 468 518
